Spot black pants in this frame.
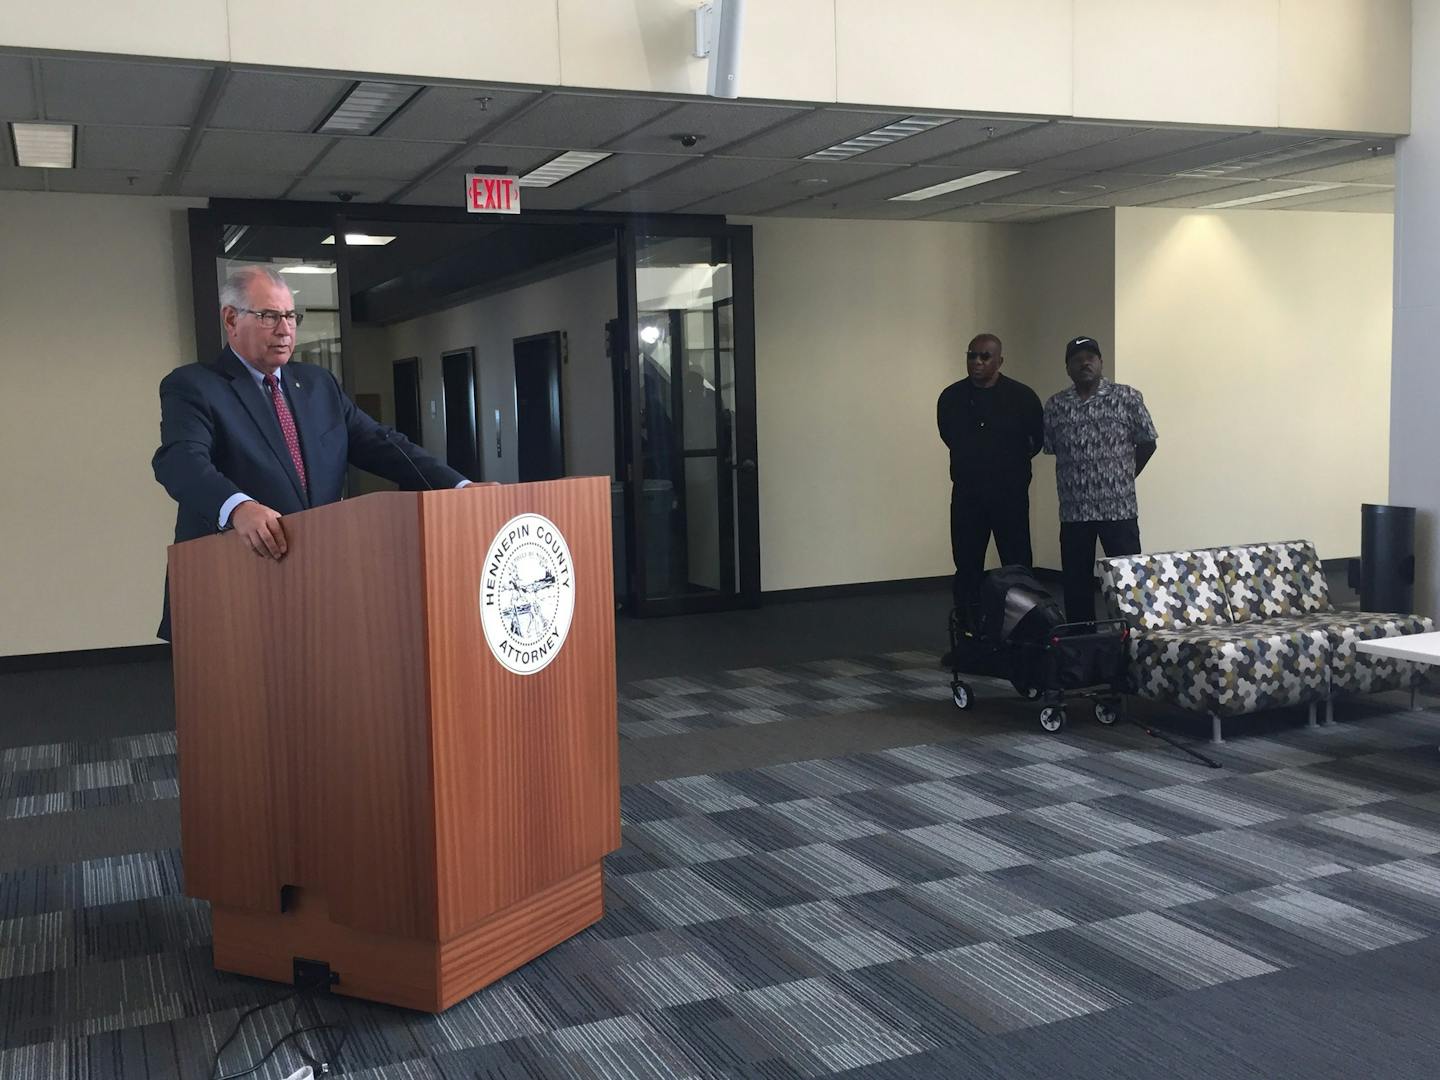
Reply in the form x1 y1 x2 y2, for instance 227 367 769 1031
1059 518 1141 624
951 487 1033 611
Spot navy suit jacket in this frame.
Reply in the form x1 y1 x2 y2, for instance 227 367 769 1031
152 348 466 637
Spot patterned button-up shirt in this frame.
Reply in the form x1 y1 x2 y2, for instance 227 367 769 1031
1042 379 1158 523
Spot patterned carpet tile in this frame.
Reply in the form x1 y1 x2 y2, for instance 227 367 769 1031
5 675 1440 1077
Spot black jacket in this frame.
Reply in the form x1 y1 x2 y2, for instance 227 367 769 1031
152 348 465 636
936 373 1044 494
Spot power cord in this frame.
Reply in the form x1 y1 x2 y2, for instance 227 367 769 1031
210 973 349 1080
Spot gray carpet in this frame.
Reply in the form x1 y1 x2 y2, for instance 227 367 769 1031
2 592 1438 1079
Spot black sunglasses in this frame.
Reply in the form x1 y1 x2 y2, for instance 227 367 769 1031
966 350 996 362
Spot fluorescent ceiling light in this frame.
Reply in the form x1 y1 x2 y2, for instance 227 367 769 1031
10 122 74 168
889 169 1021 202
1200 183 1342 208
222 224 249 254
519 150 612 188
321 233 396 246
806 115 957 162
277 264 337 275
316 81 418 135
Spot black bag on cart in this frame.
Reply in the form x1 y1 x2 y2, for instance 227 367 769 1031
979 566 1064 645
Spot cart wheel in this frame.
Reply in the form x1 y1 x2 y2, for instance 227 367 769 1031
1039 706 1065 733
1094 700 1119 726
952 681 973 710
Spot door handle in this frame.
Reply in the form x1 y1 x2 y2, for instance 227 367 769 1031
736 459 756 472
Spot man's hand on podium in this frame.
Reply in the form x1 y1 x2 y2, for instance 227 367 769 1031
231 500 288 560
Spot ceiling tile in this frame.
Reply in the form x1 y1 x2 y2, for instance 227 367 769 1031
80 126 188 171
313 137 454 180
179 172 293 199
188 131 331 175
607 101 808 156
1037 127 1237 174
585 189 711 214
1084 174 1254 206
768 199 946 220
0 166 45 191
1282 154 1395 185
209 70 353 133
634 156 795 194
926 122 1142 170
992 205 1109 224
720 108 910 159
998 171 1174 206
516 153 688 210
40 58 211 126
818 165 1070 208
45 169 169 196
377 86 539 142
1126 132 1316 176
699 160 906 214
1141 179 1349 209
286 175 406 203
486 93 680 150
857 116 1042 165
673 188 809 216
925 202 1037 223
0 56 37 121
1276 189 1393 213
1247 139 1395 180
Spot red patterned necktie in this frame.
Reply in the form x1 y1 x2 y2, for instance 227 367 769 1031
263 373 309 495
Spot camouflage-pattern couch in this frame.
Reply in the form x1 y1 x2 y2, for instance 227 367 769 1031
1099 541 1431 743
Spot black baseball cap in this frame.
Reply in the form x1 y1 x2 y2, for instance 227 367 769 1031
1065 336 1102 362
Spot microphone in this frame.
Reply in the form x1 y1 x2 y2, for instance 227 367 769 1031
378 428 436 491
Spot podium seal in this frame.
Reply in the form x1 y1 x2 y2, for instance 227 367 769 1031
479 513 576 675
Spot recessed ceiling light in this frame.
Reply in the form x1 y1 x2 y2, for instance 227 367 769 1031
806 115 957 162
278 264 337 275
796 177 830 186
316 81 419 136
1200 183 1342 208
10 122 75 168
1054 184 1108 196
320 233 396 246
888 169 1021 202
518 150 611 188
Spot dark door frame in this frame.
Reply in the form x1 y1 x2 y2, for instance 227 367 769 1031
188 198 760 616
512 329 566 481
392 356 423 447
441 347 480 481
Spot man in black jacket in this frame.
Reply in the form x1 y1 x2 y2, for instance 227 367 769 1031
152 266 470 638
936 333 1044 621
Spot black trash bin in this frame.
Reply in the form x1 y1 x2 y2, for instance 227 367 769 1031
1354 503 1417 613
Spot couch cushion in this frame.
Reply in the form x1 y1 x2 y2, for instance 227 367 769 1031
1266 611 1434 694
1099 549 1231 632
1224 541 1330 622
1131 622 1329 717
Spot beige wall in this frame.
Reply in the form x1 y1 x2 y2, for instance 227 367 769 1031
1003 210 1118 570
1114 206 1393 558
348 257 618 486
746 216 1023 592
0 191 201 656
3 0 1410 135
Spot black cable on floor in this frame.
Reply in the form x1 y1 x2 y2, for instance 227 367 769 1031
210 977 349 1079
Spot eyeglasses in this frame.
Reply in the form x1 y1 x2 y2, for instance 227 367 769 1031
966 350 996 362
239 308 305 328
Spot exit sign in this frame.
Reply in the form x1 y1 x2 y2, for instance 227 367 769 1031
466 174 521 214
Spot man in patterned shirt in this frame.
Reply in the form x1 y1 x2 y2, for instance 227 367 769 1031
1042 336 1158 624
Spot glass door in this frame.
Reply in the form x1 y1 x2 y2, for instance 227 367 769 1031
617 224 759 615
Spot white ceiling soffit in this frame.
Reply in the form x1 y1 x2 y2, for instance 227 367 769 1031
0 53 1399 218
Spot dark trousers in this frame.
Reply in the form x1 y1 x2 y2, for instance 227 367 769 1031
951 487 1033 612
1060 518 1141 624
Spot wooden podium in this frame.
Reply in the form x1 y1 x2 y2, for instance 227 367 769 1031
167 479 619 1012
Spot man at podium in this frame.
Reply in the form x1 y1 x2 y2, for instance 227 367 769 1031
152 265 470 637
